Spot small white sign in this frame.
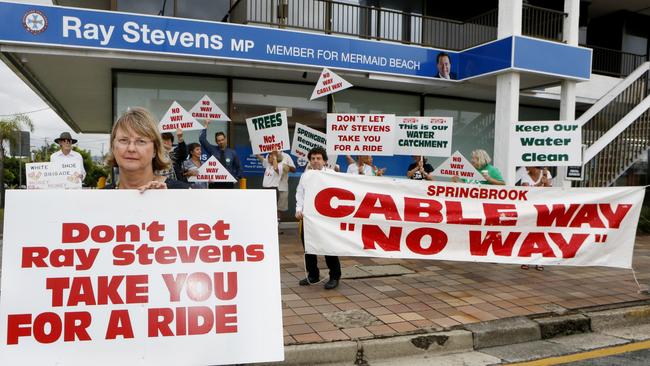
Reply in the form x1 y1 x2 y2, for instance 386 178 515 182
159 101 204 131
432 151 483 180
246 111 291 155
326 113 395 156
511 121 582 166
189 95 230 121
310 68 353 100
291 123 326 159
26 162 83 189
394 116 453 156
188 156 237 183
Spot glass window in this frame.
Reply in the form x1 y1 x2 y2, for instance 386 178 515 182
335 88 420 115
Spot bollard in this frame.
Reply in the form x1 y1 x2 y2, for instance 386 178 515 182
239 177 247 189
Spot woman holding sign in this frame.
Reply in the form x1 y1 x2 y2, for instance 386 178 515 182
470 149 505 185
183 143 208 189
105 107 190 190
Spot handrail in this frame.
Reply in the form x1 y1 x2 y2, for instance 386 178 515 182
583 94 650 163
576 61 650 127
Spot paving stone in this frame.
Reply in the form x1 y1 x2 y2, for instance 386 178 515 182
322 309 381 328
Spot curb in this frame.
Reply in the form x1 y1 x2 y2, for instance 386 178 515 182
265 303 650 365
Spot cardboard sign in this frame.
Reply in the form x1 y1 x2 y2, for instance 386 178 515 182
326 113 395 156
432 151 483 180
291 123 327 159
159 101 204 131
25 162 83 189
394 116 453 156
189 95 230 121
0 190 284 365
302 170 646 268
245 111 291 155
310 68 353 100
188 156 237 183
511 121 581 166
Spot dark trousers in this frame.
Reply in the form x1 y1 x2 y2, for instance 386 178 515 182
301 221 341 280
209 182 235 189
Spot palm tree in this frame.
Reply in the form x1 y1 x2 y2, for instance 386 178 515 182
0 114 34 208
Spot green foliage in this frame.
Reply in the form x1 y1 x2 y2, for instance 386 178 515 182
0 114 34 207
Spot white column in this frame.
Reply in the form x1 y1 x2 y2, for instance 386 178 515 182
494 0 522 185
557 0 580 187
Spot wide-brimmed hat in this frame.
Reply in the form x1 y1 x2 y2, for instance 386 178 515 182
54 132 77 144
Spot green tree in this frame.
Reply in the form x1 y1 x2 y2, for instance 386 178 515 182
0 114 33 207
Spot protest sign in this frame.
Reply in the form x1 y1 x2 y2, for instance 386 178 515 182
188 156 237 183
512 121 581 166
26 162 83 189
291 123 339 170
326 113 395 156
189 95 230 121
0 190 283 365
432 151 483 180
394 116 453 156
301 170 645 268
310 68 353 100
159 101 204 131
246 111 291 155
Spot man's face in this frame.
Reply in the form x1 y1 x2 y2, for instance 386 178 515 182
216 134 227 149
162 138 173 151
437 56 450 78
58 139 72 154
310 153 326 170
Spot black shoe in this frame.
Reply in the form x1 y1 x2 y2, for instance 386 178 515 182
299 277 318 286
324 279 339 290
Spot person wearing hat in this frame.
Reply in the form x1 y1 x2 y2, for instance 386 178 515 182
50 132 86 181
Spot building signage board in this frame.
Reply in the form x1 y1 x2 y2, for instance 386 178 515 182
511 121 582 166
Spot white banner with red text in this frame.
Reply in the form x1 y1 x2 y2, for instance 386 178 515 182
302 171 645 268
0 190 283 366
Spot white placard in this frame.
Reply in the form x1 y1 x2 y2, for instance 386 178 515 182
302 170 645 268
394 116 453 156
0 190 283 365
188 156 237 183
159 101 204 131
432 151 483 180
511 121 581 166
26 162 83 189
326 113 395 156
189 95 230 121
245 111 291 155
310 68 353 100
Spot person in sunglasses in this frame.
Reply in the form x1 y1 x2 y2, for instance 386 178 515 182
50 132 86 183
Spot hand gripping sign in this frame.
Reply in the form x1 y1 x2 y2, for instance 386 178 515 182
394 116 453 157
159 101 205 131
310 68 353 100
188 156 237 183
326 113 396 156
0 189 283 365
432 151 483 180
246 111 291 155
189 95 230 122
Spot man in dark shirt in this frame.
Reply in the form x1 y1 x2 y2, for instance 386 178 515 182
199 121 242 188
407 156 434 180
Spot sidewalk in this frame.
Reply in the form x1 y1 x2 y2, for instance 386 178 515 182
279 232 650 348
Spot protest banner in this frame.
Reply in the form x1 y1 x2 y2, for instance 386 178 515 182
310 68 353 100
326 113 395 156
301 170 645 268
159 101 204 131
0 190 283 365
246 111 291 155
189 95 230 121
188 156 237 183
512 121 581 166
432 151 483 180
26 162 83 189
394 116 453 156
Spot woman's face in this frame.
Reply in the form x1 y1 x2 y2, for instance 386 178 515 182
192 146 202 159
112 127 155 173
471 153 481 169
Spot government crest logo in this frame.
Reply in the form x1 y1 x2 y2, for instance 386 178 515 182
23 10 48 35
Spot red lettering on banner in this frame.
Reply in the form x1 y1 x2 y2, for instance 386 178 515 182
405 228 447 255
403 197 443 223
177 220 231 241
548 233 589 258
162 272 238 302
599 204 633 228
113 244 262 265
535 204 581 227
22 247 99 270
7 311 91 344
446 201 482 225
483 203 518 226
535 203 633 228
314 188 355 217
45 275 148 307
362 225 401 251
105 310 134 339
354 193 402 220
518 232 555 257
148 305 238 337
469 231 521 256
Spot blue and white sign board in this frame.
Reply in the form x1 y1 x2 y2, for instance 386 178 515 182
0 1 591 81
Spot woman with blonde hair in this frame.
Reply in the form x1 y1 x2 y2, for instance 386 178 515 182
469 149 505 185
105 107 190 190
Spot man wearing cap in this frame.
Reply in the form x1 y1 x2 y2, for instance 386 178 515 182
50 132 86 181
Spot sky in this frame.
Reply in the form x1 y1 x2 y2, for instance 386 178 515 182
0 0 109 157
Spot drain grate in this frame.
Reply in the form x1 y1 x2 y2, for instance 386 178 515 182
342 264 414 279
